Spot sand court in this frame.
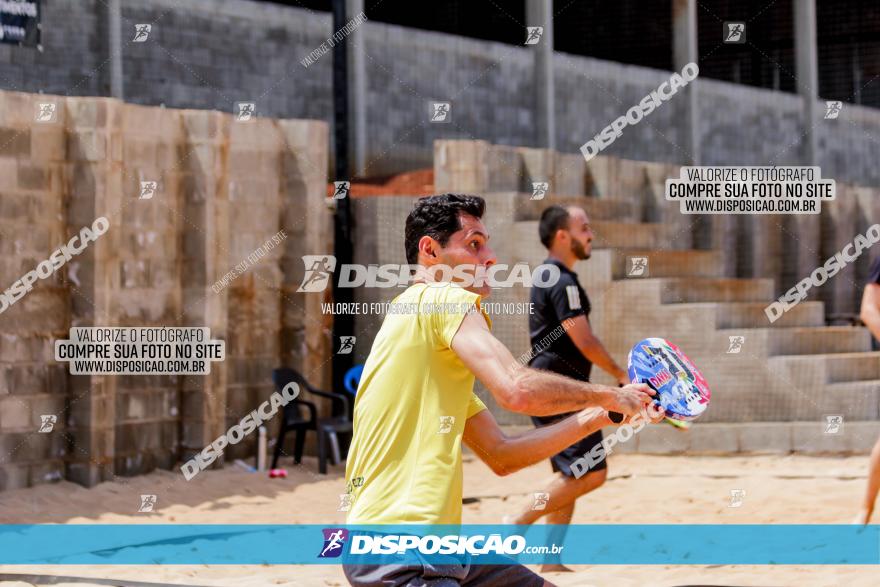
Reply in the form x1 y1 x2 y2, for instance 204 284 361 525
1 453 876 587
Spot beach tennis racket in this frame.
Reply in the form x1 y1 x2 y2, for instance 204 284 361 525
608 338 710 428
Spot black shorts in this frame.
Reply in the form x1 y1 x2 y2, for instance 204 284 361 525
531 413 606 476
343 561 543 586
529 353 605 477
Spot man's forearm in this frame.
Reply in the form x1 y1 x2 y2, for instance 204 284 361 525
579 336 626 380
511 367 614 416
490 408 610 475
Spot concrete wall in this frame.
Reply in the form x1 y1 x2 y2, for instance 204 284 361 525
0 0 333 121
0 89 332 491
0 0 108 96
363 27 535 175
554 54 691 166
2 0 879 186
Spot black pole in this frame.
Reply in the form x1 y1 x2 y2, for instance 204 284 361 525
332 0 355 400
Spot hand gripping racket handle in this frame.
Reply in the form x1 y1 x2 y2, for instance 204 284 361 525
609 382 625 423
608 380 660 424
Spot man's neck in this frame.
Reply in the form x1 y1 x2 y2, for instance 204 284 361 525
411 266 471 292
548 251 576 272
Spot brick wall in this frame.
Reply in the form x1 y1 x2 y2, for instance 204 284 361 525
0 89 331 491
0 92 70 489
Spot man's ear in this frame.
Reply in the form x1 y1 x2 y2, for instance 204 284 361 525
554 229 567 246
418 235 438 261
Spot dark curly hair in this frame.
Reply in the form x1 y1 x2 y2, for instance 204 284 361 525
538 205 570 248
404 194 486 265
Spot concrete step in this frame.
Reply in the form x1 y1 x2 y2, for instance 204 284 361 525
766 326 872 356
822 380 880 420
824 352 880 383
775 352 880 384
610 249 724 279
591 221 671 250
659 277 775 304
673 301 825 328
601 421 880 455
514 195 636 222
781 379 880 421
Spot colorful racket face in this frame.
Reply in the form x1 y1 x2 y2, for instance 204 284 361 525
627 338 710 424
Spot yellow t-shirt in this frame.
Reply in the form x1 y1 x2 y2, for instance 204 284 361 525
344 282 490 525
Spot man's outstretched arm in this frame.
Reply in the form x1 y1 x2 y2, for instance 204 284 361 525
463 407 609 476
450 309 654 417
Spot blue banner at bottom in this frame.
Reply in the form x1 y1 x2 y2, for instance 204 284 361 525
0 525 878 565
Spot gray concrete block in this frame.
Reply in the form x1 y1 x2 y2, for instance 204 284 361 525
687 423 739 453
737 422 793 453
636 423 691 454
792 422 849 453
845 422 880 452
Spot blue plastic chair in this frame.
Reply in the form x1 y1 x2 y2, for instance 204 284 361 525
344 364 364 396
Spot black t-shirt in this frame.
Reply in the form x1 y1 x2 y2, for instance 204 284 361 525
868 257 880 285
868 257 880 350
528 258 592 382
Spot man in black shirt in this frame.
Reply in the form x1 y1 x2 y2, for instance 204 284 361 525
508 205 630 572
857 255 880 524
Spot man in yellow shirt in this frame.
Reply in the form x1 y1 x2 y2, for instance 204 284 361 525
343 194 656 587
856 256 880 524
